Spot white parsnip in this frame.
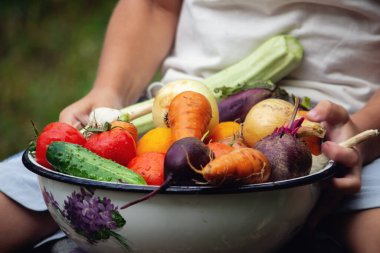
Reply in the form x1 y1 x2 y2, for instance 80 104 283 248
311 129 380 173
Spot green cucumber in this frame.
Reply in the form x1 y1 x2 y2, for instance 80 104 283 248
46 141 147 185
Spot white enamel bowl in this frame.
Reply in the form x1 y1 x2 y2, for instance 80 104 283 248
22 150 335 253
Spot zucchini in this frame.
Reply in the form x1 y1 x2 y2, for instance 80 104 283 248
122 35 303 133
46 141 147 185
204 35 303 98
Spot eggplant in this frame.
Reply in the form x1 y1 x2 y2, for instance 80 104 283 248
218 88 272 122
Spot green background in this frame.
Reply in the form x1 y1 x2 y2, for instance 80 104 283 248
0 0 118 160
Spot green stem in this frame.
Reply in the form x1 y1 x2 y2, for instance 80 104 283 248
109 231 132 253
119 99 154 122
130 113 155 134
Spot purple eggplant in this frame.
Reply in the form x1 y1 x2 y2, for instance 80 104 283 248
218 88 272 122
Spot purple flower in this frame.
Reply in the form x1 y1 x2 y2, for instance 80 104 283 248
63 187 126 242
42 187 59 209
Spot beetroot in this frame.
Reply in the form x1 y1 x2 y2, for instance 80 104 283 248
164 137 213 185
254 117 312 181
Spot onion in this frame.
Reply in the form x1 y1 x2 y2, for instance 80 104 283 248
152 79 219 131
243 99 293 147
242 98 325 147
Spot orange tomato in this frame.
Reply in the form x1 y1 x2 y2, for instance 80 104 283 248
137 127 172 155
208 121 241 142
218 136 248 149
207 142 234 158
110 120 138 142
128 152 165 185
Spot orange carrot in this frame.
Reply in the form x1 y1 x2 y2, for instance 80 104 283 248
301 135 322 155
168 91 212 142
197 148 271 185
296 110 322 155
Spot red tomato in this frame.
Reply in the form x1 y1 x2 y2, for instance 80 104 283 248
128 152 165 185
36 122 86 169
84 128 136 167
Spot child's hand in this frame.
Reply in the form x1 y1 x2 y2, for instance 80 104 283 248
307 100 363 193
59 87 125 129
305 100 363 229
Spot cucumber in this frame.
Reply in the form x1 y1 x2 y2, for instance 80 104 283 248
46 141 147 185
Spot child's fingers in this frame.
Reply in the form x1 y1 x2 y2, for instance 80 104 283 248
322 141 362 195
307 100 349 126
59 109 88 130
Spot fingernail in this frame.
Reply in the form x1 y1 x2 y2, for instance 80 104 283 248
307 109 319 120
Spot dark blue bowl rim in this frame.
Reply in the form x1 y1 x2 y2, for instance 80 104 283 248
22 149 336 194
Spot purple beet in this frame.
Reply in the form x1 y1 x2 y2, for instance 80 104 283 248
218 88 272 122
164 137 213 185
254 118 312 181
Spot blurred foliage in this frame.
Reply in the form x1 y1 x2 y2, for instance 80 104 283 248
0 0 117 160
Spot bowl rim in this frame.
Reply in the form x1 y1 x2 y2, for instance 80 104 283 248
22 149 335 194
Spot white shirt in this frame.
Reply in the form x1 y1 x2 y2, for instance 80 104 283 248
162 0 380 113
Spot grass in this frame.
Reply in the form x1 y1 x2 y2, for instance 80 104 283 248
0 0 117 160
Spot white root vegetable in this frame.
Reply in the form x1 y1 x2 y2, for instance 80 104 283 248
85 100 153 130
88 107 121 128
311 129 380 173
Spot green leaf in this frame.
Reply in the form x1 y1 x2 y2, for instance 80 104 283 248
300 96 311 110
83 121 111 134
112 211 126 228
214 80 276 99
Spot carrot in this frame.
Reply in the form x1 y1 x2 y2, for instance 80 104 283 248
296 110 322 155
168 91 212 142
196 147 271 185
301 135 322 155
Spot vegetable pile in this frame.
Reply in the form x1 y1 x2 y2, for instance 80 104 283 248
32 35 330 190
